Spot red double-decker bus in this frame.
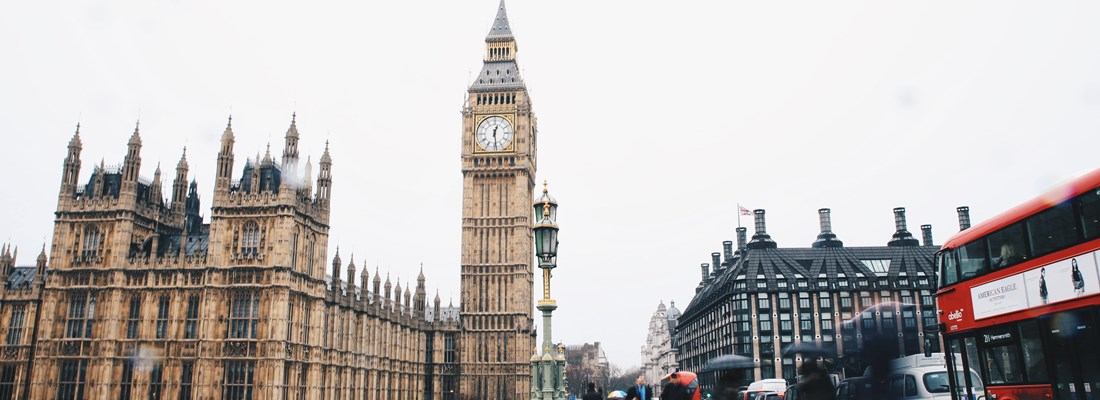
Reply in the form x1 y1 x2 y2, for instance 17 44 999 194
936 168 1100 400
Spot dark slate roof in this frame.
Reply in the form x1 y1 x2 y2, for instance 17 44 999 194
485 0 513 42
469 61 524 92
5 266 38 290
153 224 210 258
680 244 937 323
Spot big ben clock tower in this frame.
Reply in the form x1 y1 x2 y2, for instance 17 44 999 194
459 1 538 399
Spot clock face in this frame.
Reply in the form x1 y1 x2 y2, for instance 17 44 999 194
475 116 514 151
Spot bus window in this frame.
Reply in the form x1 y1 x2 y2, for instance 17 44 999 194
1078 187 1100 240
958 241 988 280
981 343 1024 385
1028 202 1077 257
986 222 1028 270
1018 320 1048 383
938 250 959 287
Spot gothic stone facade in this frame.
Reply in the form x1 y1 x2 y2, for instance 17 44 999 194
677 209 944 390
640 302 679 397
458 1 539 400
0 118 461 400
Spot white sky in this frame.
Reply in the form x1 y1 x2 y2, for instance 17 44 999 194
2 0 1099 368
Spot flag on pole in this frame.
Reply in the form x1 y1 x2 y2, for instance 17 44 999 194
739 205 752 216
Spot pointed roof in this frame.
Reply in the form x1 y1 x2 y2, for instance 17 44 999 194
69 123 82 148
286 112 299 138
486 0 513 42
320 141 332 164
177 147 189 170
221 115 234 142
37 244 47 263
129 120 142 145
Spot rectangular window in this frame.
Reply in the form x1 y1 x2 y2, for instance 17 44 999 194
862 311 875 330
819 295 832 309
180 362 194 400
1028 203 1079 257
1079 187 1100 240
156 296 170 339
757 297 770 310
800 313 813 332
6 305 25 345
1018 320 1048 383
185 296 200 339
228 292 259 339
839 294 853 309
779 314 792 332
119 359 135 400
0 365 17 400
148 363 164 400
223 360 255 400
778 295 791 310
56 359 88 400
860 292 873 308
127 295 142 339
987 222 1029 270
958 240 989 280
65 293 95 339
940 250 960 287
821 318 834 331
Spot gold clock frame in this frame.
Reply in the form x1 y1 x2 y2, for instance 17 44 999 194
473 114 516 153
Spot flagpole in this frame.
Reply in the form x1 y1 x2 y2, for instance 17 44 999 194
737 203 742 228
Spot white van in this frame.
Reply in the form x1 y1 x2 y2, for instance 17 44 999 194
868 353 986 400
745 378 788 394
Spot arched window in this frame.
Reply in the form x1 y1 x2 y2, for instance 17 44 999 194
241 221 259 256
82 226 101 259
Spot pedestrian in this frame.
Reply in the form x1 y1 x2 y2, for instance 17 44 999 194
626 375 653 400
582 382 602 400
797 362 835 400
660 373 690 400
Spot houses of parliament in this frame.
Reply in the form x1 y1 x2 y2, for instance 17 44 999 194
0 1 541 399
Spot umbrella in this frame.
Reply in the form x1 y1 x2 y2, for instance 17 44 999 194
607 390 627 399
782 342 837 358
701 354 755 372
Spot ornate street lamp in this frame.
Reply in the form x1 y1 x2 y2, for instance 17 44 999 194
531 181 566 400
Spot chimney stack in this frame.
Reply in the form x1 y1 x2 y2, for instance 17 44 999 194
888 207 920 246
812 208 843 248
747 209 777 249
921 224 934 246
722 241 734 263
736 227 748 252
957 206 971 231
711 252 722 274
700 263 710 282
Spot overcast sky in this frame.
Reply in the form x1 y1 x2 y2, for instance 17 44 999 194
2 0 1099 368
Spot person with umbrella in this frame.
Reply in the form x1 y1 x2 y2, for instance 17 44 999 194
583 382 602 400
608 390 628 399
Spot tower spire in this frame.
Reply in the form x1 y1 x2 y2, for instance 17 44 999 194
216 115 235 191
486 0 513 41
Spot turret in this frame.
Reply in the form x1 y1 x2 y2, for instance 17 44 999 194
403 286 412 314
35 244 47 285
215 116 235 191
184 180 202 234
395 279 403 310
61 124 82 196
149 164 163 204
281 113 300 187
346 254 356 296
360 262 370 303
316 141 332 203
171 148 189 208
415 266 427 316
121 121 143 188
373 268 382 304
0 244 13 277
433 291 442 322
331 248 342 290
384 274 392 309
